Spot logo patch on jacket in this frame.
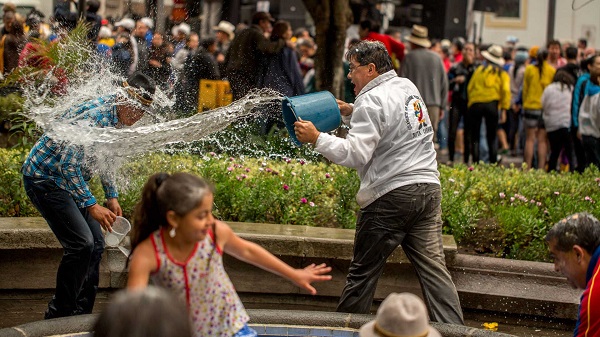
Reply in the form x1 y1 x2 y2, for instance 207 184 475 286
404 95 433 138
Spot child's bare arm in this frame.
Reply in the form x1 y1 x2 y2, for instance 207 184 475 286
217 221 332 295
127 239 157 289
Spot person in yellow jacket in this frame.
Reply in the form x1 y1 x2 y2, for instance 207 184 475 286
522 49 555 169
467 45 511 164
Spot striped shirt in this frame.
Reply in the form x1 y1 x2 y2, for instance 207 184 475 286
574 245 600 337
21 95 119 208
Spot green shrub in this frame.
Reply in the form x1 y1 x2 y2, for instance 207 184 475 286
3 148 599 262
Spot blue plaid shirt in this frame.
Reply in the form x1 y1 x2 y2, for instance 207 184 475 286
22 95 120 208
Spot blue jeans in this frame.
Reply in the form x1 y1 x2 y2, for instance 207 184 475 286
336 183 464 324
23 176 105 319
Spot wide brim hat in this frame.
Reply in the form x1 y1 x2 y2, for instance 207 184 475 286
213 20 235 40
481 44 505 66
359 320 442 337
115 18 135 31
358 293 441 337
406 25 431 48
123 71 156 107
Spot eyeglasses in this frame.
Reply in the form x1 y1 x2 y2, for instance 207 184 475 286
349 64 368 74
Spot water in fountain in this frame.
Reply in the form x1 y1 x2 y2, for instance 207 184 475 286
19 32 287 186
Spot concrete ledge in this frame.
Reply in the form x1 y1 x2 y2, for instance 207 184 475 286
0 217 581 323
0 310 517 337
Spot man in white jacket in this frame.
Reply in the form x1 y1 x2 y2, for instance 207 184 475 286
294 40 463 324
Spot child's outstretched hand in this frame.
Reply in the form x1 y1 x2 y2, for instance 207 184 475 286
292 263 332 295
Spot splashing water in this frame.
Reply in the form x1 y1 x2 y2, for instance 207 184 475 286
20 40 284 184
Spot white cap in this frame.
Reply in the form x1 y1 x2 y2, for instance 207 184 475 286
140 17 154 29
98 26 112 39
177 23 191 36
115 18 135 31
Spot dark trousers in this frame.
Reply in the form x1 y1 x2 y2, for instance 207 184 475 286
582 135 600 168
572 128 588 172
23 176 104 319
336 183 464 324
468 101 499 164
448 101 467 163
547 128 575 172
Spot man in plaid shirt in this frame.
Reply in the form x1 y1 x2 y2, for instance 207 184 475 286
22 72 156 319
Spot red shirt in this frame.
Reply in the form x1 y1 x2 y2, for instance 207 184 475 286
363 32 405 62
575 245 600 337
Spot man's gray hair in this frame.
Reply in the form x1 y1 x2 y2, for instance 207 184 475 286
345 40 394 74
545 213 600 254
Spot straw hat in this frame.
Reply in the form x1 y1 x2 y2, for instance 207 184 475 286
140 17 154 29
213 20 235 40
481 44 505 66
359 293 441 337
115 18 135 31
176 23 191 36
406 25 431 48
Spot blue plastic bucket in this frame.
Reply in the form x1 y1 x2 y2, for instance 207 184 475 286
282 91 341 146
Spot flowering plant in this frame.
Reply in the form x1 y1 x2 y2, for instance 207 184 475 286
1 148 599 262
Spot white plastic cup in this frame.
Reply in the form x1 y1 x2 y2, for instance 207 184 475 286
105 216 131 247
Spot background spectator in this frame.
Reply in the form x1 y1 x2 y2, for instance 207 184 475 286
94 286 192 337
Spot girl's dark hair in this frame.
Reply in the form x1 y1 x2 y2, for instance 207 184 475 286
131 172 214 253
553 69 575 90
93 286 192 337
536 49 549 77
271 20 291 41
345 40 393 74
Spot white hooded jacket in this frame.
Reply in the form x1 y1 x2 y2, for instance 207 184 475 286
314 70 439 208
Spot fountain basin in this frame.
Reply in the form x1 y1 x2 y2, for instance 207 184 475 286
0 309 516 337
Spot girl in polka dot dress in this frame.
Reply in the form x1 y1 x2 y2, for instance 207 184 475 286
127 172 332 337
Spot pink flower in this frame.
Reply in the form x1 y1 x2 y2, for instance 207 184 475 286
449 178 455 183
554 191 560 195
265 168 273 173
301 198 308 203
291 172 297 176
325 173 331 179
209 152 216 156
499 192 505 199
285 158 292 163
245 168 251 172
299 159 306 165
530 200 536 204
309 202 315 207
595 178 600 183
283 184 290 191
536 202 542 207
468 166 474 171
236 175 247 181
510 197 515 202
544 210 549 215
271 170 279 176
227 167 234 172
229 157 235 161
262 162 267 167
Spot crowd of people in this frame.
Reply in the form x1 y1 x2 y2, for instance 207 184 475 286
4 1 600 337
